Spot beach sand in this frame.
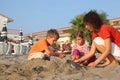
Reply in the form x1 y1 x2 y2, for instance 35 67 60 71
0 54 120 80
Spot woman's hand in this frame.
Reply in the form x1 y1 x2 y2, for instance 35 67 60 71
74 59 81 63
88 62 97 67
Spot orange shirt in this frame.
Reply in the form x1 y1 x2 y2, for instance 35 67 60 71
27 38 49 58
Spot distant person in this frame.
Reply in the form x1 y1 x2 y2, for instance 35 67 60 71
75 11 120 67
26 29 66 60
62 41 67 52
70 30 96 66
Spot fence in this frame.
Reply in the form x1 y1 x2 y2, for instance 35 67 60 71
0 42 30 55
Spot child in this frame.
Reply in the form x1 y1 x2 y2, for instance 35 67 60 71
70 30 96 66
75 11 120 67
26 29 66 60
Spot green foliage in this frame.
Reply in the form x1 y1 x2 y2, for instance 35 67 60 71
93 10 109 24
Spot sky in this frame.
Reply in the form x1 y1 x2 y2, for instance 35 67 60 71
0 0 120 34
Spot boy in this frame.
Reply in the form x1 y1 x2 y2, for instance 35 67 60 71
26 29 66 60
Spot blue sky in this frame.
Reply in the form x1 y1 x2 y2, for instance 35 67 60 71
0 0 120 34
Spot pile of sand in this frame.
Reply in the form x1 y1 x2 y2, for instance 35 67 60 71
0 55 120 80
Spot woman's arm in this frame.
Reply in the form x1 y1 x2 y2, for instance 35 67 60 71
75 42 96 62
70 55 76 61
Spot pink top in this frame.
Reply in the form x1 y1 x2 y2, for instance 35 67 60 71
71 44 96 64
71 44 89 55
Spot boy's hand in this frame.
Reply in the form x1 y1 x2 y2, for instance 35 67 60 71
58 53 66 58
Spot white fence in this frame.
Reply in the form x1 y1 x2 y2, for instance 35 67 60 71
0 42 30 55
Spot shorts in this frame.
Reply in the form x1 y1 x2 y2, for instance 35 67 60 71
94 37 120 60
72 49 83 56
28 52 50 60
72 49 96 64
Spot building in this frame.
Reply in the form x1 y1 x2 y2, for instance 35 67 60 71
57 27 71 44
0 13 13 31
0 13 22 42
24 27 72 44
109 17 120 29
7 29 20 41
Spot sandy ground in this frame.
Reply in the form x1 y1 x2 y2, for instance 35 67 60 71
0 54 120 80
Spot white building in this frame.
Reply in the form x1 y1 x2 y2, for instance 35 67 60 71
0 13 13 31
109 17 120 30
0 13 23 42
57 27 71 44
24 27 71 44
7 29 20 41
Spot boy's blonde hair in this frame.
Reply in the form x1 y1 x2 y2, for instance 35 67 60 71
46 29 59 40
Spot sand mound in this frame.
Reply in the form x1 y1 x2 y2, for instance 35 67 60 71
0 55 82 80
0 55 120 80
20 58 82 80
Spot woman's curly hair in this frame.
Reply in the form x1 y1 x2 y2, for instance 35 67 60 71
83 11 103 31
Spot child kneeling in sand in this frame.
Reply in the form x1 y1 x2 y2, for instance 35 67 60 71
70 30 96 66
26 29 66 60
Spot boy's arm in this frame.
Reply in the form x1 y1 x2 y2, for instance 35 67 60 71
45 48 66 58
45 48 58 56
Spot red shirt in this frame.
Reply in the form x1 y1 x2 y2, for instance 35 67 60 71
92 24 120 47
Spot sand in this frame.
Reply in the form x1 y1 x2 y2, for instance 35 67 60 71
0 54 120 80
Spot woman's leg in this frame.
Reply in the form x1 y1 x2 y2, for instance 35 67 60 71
94 43 111 66
94 37 118 66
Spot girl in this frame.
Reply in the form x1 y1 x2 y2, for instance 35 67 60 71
70 30 96 66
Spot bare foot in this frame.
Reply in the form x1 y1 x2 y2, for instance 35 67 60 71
108 60 119 67
98 59 119 67
97 60 111 67
97 63 110 67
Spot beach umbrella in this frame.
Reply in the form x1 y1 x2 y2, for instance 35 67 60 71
1 24 7 41
19 28 24 43
28 33 33 46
